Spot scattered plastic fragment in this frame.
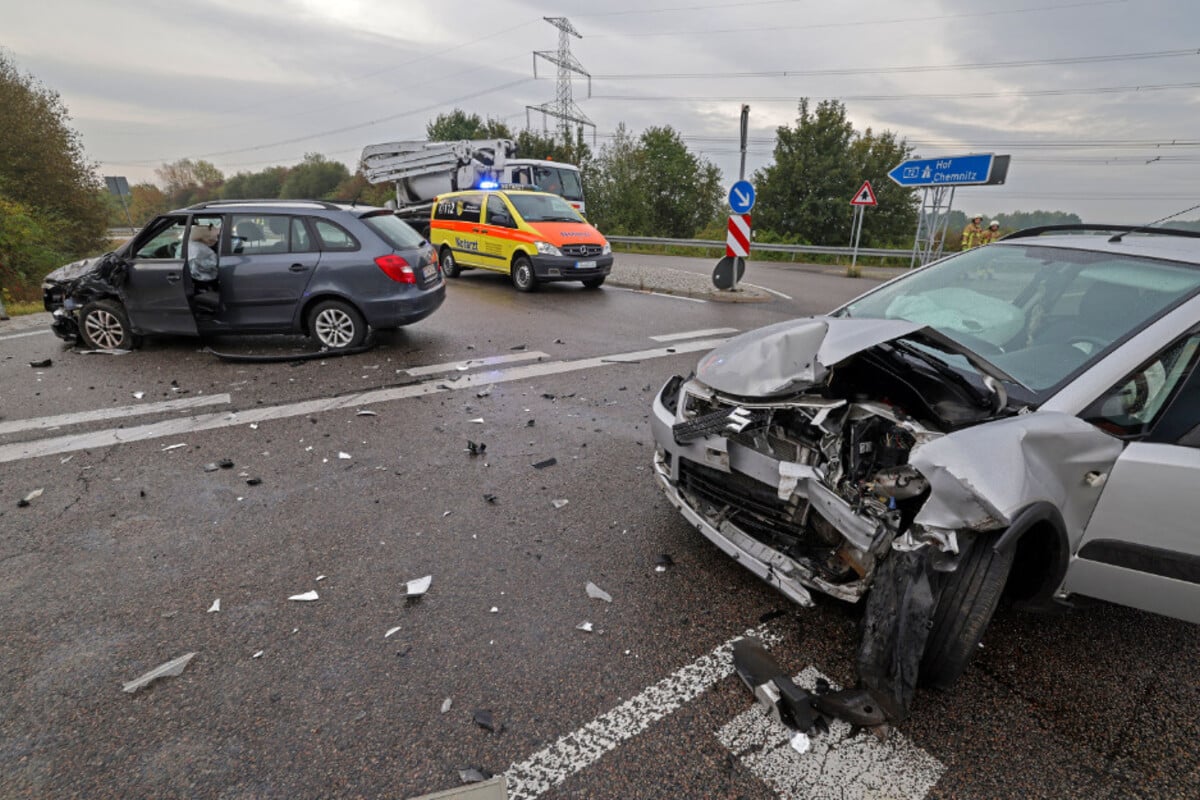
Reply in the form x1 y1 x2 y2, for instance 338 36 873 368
316 575 326 582
460 768 493 784
466 440 486 456
526 419 535 427
541 393 556 400
510 344 527 351
469 418 485 424
483 493 498 504
442 510 452 517
249 423 258 430
161 443 187 452
552 498 569 509
218 459 234 469
207 599 220 613
29 358 52 368
122 652 196 693
441 697 453 713
17 488 43 508
203 463 220 473
288 590 319 602
356 409 378 417
532 457 557 470
385 626 402 638
60 455 73 464
489 606 499 613
252 651 264 659
576 621 594 633
133 391 145 400
655 553 675 572
790 731 811 754
476 386 493 398
406 575 432 597
246 478 262 486
78 348 132 355
338 452 352 460
472 709 496 732
586 582 612 603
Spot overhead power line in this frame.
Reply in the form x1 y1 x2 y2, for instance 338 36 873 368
592 47 1200 80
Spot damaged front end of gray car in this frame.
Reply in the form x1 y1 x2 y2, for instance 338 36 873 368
651 316 1121 726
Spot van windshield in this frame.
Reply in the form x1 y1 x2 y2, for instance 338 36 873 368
508 193 584 223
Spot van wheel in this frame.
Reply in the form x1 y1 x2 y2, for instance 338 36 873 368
920 532 1015 689
79 300 139 350
308 299 366 350
581 276 606 289
440 247 461 278
512 256 538 292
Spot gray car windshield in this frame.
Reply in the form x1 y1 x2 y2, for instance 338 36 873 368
840 244 1200 393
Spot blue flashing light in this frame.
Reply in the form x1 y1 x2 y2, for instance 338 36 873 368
477 180 500 190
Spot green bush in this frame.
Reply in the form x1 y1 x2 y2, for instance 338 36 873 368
0 195 74 300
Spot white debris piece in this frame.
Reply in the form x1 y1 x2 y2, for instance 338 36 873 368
586 582 613 603
406 575 432 597
476 385 493 398
441 697 453 714
356 410 378 417
489 606 499 613
161 443 187 452
21 488 44 504
338 452 352 460
132 391 145 400
249 423 259 430
315 575 326 582
790 731 811 754
576 622 594 633
385 626 402 639
469 418 485 424
252 650 264 659
60 455 73 464
122 652 196 693
207 599 220 613
552 498 569 509
288 590 319 602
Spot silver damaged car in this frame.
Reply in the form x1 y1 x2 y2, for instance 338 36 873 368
651 225 1200 722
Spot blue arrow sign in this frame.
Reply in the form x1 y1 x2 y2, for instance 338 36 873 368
888 154 995 187
728 180 756 214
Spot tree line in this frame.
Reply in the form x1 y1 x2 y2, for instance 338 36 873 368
0 49 1122 301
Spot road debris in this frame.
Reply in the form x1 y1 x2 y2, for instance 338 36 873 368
356 409 378 417
472 709 496 732
29 358 52 368
531 457 557 470
132 391 145 400
552 498 569 509
790 731 811 754
218 458 234 469
489 606 499 613
576 622 594 633
338 452 352 460
510 344 527 351
466 441 486 456
207 599 220 613
161 443 188 452
526 419 535 427
245 477 262 486
406 575 432 598
203 463 220 473
483 493 498 504
469 417 485 424
122 652 196 694
586 582 612 603
459 767 493 784
288 590 319 602
252 651 264 659
385 626 402 638
476 385 493 398
655 554 675 572
441 697 453 713
316 575 326 582
17 488 44 508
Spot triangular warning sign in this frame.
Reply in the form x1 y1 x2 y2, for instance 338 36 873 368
850 180 878 206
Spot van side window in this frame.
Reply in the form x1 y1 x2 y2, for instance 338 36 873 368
458 195 482 225
312 219 360 251
486 196 514 228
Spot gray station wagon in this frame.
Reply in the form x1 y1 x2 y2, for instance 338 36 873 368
42 199 445 351
651 225 1200 722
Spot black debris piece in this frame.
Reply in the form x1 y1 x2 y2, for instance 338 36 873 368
758 609 787 624
140 490 146 498
526 419 535 427
814 677 831 695
246 478 262 486
483 493 498 504
510 344 527 351
472 709 496 732
541 393 556 400
618 386 627 391
459 767 493 784
466 441 487 457
218 458 235 469
655 553 675 568
29 359 52 368
531 457 557 470
666 347 676 353
554 338 564 344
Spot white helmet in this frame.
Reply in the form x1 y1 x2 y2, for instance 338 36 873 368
989 220 1000 228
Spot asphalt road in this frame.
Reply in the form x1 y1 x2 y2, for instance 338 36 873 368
1 255 1196 800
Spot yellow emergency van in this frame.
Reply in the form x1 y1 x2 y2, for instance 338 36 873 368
430 188 612 292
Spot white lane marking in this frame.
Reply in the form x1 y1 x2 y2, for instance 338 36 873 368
0 394 231 436
504 624 782 800
609 287 708 304
0 329 52 342
0 337 730 464
717 667 944 800
403 351 549 377
742 282 793 301
649 328 739 342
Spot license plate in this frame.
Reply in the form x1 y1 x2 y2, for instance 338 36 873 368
575 260 596 269
423 264 438 281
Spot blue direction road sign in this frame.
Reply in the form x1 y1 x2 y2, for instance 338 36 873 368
729 180 756 213
888 154 995 187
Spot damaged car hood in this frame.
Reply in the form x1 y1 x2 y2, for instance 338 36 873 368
44 255 112 285
696 316 926 398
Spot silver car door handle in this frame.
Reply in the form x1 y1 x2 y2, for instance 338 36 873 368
289 264 310 272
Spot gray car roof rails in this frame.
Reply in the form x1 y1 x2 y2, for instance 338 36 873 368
181 199 343 211
1001 224 1200 243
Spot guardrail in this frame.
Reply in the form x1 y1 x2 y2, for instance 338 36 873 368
606 235 913 261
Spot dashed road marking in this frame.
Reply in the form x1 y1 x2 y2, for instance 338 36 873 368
403 351 550 377
0 337 730 464
0 394 231 436
504 624 782 800
0 329 52 342
649 328 739 342
609 287 708 303
717 667 945 800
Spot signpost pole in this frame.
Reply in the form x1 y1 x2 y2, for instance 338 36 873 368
732 104 750 291
851 205 864 272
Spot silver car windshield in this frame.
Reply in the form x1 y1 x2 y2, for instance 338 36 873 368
840 244 1200 393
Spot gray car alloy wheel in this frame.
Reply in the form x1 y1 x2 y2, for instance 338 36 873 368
84 307 126 349
314 306 357 348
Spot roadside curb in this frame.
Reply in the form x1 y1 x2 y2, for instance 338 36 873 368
606 264 772 303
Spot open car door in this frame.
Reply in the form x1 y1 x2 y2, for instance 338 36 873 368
1064 331 1200 623
122 215 199 336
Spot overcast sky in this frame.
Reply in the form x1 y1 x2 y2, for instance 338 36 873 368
5 0 1199 222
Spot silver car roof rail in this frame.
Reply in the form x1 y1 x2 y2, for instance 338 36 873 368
1002 224 1200 243
182 199 344 211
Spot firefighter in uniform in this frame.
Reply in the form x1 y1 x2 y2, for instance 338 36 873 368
981 220 1001 245
961 215 985 250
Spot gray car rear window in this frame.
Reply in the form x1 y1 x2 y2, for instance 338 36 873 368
361 213 426 250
